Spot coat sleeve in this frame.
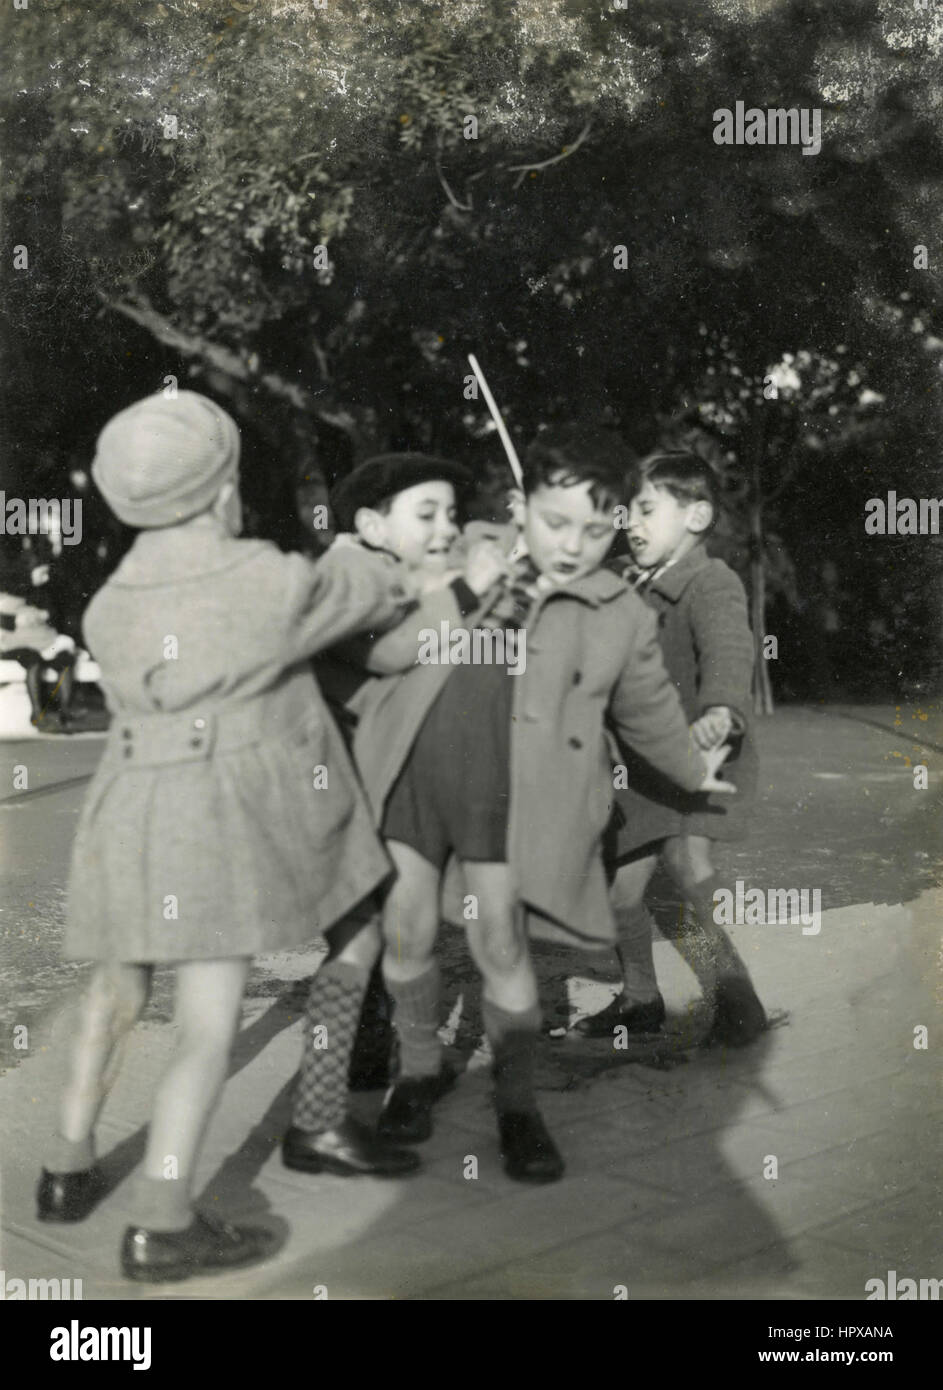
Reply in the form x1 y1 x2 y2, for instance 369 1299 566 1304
689 563 755 722
608 596 706 793
333 580 470 675
279 543 416 662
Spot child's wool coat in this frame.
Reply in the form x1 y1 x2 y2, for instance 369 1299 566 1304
608 546 758 856
65 529 411 963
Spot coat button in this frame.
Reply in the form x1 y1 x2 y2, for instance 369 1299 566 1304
572 670 582 685
193 718 206 730
568 736 583 749
122 727 132 739
123 746 133 759
190 738 203 749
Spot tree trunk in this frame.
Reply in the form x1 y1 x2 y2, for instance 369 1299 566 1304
747 410 775 716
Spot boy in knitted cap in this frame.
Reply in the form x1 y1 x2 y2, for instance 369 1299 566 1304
283 453 509 1176
38 391 417 1283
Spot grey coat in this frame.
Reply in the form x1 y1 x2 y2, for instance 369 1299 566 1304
65 530 410 963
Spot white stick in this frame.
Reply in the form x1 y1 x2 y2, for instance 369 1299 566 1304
467 353 524 490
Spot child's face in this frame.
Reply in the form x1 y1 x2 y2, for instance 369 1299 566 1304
626 480 703 569
365 480 460 574
518 481 615 585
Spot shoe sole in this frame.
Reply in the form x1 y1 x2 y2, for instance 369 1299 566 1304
37 1208 100 1224
281 1150 419 1178
121 1250 270 1284
375 1120 432 1145
504 1165 566 1184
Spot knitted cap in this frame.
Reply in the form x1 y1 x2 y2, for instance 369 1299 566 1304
92 391 240 528
331 453 473 532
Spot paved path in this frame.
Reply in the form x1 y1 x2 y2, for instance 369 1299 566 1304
1 706 940 1299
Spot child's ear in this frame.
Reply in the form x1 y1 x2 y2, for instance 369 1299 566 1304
354 506 386 547
687 500 713 535
508 487 525 527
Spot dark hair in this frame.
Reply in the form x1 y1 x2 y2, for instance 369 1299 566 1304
633 450 721 528
523 423 631 512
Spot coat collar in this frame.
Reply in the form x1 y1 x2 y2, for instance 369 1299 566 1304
535 564 628 609
641 545 711 603
110 527 260 586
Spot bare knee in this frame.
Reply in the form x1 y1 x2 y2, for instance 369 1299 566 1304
87 964 150 1037
476 915 527 978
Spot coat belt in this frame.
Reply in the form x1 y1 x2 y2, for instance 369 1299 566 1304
101 688 314 768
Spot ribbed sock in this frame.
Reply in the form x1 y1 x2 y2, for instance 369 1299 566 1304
614 904 660 1003
293 959 371 1133
383 960 442 1079
483 998 541 1116
44 1133 96 1174
683 875 749 987
128 1173 193 1233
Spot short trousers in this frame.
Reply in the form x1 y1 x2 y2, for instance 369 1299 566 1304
381 659 512 870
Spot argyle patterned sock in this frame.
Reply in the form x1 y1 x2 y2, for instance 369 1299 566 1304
292 959 370 1133
382 960 442 1079
681 875 750 993
483 999 542 1116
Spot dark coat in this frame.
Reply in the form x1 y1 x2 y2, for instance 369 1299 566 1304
609 545 758 857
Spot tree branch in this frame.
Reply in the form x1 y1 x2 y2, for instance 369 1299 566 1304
506 121 593 189
98 293 319 414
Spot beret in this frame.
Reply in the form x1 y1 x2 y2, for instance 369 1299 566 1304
331 453 473 532
92 391 240 528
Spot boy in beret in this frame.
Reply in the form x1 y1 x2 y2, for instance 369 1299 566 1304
283 453 508 1177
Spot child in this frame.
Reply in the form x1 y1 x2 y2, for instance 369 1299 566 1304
282 453 509 1177
355 428 733 1182
0 592 77 731
36 391 414 1283
575 450 766 1045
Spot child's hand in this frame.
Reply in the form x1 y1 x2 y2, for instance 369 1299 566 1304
691 705 734 750
463 538 511 596
697 742 737 795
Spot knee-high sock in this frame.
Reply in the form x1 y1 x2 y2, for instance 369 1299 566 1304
682 875 750 990
483 998 541 1116
348 959 394 1077
614 904 660 1003
382 960 442 1079
292 959 370 1132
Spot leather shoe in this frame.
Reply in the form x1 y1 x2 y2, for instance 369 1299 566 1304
37 1166 106 1223
498 1111 565 1184
282 1117 419 1177
121 1212 275 1284
377 1064 457 1144
707 974 767 1047
573 993 666 1038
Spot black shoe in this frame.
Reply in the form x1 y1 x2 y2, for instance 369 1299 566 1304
120 1212 275 1284
573 993 666 1038
37 1166 106 1223
281 1117 420 1177
707 974 767 1047
497 1111 565 1184
377 1065 457 1144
